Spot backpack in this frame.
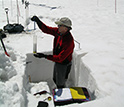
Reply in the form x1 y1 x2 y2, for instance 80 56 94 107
3 23 24 33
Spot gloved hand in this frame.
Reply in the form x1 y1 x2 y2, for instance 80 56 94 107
34 53 47 58
31 16 39 22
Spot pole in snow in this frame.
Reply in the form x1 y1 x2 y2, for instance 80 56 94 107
25 1 29 30
115 0 117 13
5 8 9 24
16 0 20 23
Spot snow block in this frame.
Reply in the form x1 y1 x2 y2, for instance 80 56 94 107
25 51 54 82
0 52 17 81
25 51 75 87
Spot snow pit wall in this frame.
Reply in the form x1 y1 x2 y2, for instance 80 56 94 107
24 51 97 100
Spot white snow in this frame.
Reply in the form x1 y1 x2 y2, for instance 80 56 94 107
0 0 124 107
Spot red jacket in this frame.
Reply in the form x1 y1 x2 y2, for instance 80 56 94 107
40 22 74 64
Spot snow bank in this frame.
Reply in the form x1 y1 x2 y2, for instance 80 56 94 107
0 50 16 81
0 80 25 107
0 49 26 107
73 51 97 100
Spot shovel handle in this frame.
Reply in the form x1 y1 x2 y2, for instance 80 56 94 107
0 36 10 57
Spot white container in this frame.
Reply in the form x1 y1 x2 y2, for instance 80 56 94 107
33 34 37 53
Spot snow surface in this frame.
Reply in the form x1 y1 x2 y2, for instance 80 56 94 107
0 0 124 107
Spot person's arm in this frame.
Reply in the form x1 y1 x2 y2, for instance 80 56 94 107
31 16 58 36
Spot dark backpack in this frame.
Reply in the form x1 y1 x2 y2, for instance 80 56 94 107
3 23 24 33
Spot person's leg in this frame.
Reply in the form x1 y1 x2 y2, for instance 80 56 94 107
53 62 72 88
53 63 67 88
65 62 72 79
53 63 57 85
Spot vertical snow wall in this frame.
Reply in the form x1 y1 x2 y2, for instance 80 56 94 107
25 51 97 99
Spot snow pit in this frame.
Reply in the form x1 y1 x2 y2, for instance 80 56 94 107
24 50 98 101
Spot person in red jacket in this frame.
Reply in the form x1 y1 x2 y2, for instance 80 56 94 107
31 16 75 88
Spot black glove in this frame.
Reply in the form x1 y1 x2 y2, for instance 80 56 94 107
34 53 47 58
31 16 39 22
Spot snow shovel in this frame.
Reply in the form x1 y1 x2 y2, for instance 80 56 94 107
0 35 10 57
0 34 16 61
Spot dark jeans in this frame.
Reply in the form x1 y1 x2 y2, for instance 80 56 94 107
53 62 72 88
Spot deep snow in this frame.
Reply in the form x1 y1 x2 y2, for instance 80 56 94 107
0 0 124 107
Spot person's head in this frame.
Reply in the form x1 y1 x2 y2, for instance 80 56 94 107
55 17 72 34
